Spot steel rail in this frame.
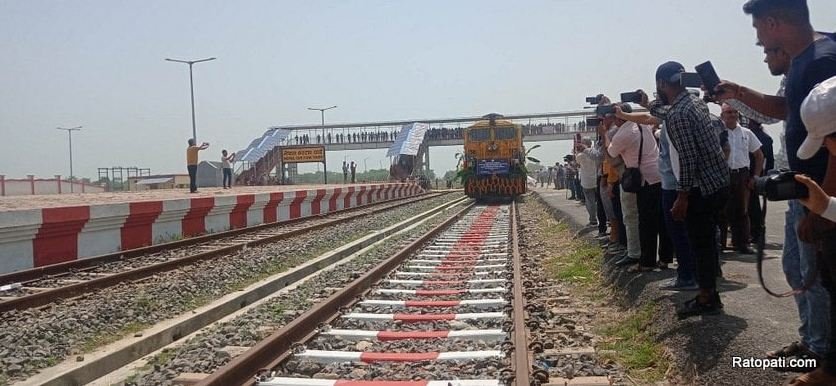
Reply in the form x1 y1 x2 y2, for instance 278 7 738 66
0 192 448 313
197 202 475 386
510 201 532 385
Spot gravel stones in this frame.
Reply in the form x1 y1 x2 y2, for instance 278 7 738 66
0 194 460 383
127 200 464 385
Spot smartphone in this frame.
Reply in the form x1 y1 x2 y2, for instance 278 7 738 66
595 104 615 116
695 61 721 95
680 72 703 88
586 117 601 127
620 91 642 104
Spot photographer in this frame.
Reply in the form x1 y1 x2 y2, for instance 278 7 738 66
615 104 698 290
652 61 729 318
605 103 661 272
576 138 601 227
783 76 836 386
714 0 836 365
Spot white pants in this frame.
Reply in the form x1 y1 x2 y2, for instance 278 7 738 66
620 191 640 259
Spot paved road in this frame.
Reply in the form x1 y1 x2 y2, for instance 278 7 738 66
533 187 800 386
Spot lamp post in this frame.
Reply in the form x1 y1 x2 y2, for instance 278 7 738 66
165 57 216 142
56 126 82 192
307 105 337 144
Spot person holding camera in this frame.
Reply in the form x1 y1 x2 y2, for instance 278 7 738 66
712 0 836 364
651 61 730 318
576 138 601 227
782 76 836 386
605 103 661 272
186 138 209 193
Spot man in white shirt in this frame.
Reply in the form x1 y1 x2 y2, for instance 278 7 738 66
575 138 600 226
719 104 764 254
606 104 662 270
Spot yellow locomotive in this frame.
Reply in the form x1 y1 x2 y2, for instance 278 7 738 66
457 114 529 200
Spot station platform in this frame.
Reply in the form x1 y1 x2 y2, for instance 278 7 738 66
0 183 424 274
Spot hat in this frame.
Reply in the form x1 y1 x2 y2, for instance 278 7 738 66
656 61 685 84
797 76 836 160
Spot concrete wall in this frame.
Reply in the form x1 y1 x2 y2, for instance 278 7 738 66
0 176 105 196
0 183 424 274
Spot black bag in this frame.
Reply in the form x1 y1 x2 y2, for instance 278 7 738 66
620 124 644 193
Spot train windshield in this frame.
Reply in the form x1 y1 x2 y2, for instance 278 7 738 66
494 127 516 140
468 128 490 141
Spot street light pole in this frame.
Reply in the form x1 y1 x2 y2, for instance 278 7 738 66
56 126 82 193
165 57 216 142
307 105 337 144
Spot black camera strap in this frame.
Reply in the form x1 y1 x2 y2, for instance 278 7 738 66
756 196 820 297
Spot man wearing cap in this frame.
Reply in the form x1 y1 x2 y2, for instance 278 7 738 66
713 0 836 367
788 76 836 385
652 61 729 318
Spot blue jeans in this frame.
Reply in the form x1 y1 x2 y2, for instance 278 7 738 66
783 200 830 355
662 189 695 283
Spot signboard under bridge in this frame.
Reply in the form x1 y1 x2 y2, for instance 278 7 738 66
280 145 328 183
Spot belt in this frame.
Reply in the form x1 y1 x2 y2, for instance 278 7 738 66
730 167 749 173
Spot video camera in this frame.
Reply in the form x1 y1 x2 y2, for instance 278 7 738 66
563 154 575 162
585 94 604 105
755 169 809 201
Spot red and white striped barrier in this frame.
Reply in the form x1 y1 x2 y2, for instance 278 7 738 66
0 183 423 274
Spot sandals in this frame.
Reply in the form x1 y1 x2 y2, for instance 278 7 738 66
767 341 806 359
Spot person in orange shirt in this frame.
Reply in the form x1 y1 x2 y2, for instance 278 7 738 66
186 139 209 193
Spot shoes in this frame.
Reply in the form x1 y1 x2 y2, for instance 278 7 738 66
657 261 670 270
628 264 655 273
614 256 639 266
774 349 822 373
661 278 699 291
606 244 625 256
676 293 723 319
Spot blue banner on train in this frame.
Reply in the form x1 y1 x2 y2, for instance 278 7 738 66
476 159 510 175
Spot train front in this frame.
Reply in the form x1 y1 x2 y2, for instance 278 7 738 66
460 115 527 200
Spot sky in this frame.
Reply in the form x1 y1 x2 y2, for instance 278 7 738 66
1 0 834 180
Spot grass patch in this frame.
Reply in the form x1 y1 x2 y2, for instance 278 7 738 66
531 199 669 383
598 303 668 382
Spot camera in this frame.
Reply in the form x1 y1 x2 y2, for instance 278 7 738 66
695 61 721 96
586 117 601 127
620 91 643 104
586 95 603 105
595 104 615 117
563 154 575 162
755 170 809 201
680 72 703 88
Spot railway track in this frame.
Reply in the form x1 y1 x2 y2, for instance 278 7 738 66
0 192 448 313
196 201 532 386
